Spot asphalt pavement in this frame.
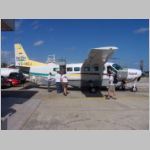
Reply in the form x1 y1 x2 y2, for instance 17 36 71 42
1 78 149 130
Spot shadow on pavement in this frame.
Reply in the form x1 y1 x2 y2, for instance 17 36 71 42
19 82 57 92
1 90 38 118
81 88 104 97
67 86 103 97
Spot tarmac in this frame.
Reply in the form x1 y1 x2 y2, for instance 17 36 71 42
1 77 149 130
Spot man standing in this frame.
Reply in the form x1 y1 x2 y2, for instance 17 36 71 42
61 74 69 96
48 72 52 92
106 73 117 100
55 71 62 93
106 66 117 100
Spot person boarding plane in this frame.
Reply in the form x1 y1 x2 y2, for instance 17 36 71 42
14 43 142 92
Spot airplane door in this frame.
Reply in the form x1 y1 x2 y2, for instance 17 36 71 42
60 65 66 74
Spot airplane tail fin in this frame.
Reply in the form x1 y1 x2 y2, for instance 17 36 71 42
14 43 29 66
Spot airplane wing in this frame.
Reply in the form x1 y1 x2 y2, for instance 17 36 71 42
79 46 118 91
84 46 118 66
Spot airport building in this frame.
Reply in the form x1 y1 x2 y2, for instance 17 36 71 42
1 19 15 31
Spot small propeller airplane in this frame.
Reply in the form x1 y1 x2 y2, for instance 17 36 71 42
14 43 142 92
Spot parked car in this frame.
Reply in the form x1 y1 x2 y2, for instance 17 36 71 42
7 78 20 86
1 76 12 88
8 72 26 83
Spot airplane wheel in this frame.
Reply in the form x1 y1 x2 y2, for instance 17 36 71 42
121 81 126 91
131 86 137 92
89 87 97 93
91 88 96 93
121 86 126 91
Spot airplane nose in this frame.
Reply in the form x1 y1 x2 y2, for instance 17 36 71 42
127 68 142 81
137 70 142 77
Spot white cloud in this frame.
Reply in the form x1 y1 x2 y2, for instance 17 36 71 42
32 20 40 30
15 20 23 30
134 27 149 34
33 40 44 46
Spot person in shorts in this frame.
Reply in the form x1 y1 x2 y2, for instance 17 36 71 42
61 74 68 96
106 73 117 100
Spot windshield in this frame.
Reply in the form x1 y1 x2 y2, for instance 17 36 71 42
112 64 123 70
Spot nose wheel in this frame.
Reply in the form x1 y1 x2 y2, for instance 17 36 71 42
131 79 138 92
131 86 138 92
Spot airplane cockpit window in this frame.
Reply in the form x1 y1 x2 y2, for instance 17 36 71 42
112 64 123 71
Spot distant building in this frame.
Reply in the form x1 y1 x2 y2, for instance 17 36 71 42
1 19 15 31
46 55 66 65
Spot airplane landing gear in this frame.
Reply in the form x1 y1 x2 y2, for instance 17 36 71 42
118 80 126 91
131 79 138 92
90 87 97 93
88 80 99 93
131 86 138 92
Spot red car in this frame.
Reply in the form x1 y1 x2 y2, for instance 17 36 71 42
1 76 11 88
7 78 20 86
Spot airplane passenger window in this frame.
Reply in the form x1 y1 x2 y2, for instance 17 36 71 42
112 64 123 70
93 66 99 71
67 67 73 72
84 67 90 71
74 67 80 71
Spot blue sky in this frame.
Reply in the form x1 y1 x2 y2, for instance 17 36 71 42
1 19 149 70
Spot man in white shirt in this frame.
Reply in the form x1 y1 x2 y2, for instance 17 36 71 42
106 73 117 100
55 71 62 93
61 74 68 96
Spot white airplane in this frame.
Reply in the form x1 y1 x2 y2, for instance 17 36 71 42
64 61 142 92
14 43 142 92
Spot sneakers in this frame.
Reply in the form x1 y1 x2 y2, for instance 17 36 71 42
106 96 117 100
106 96 110 100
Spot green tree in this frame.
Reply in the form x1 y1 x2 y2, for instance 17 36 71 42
1 63 8 68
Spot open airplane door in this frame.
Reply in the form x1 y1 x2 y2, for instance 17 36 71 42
81 46 118 92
